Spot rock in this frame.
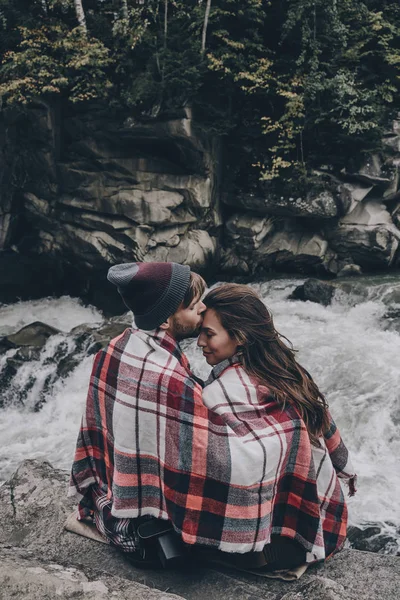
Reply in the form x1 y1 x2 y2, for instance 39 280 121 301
24 191 52 220
1 460 400 600
327 201 400 268
3 100 400 298
383 136 400 153
382 118 400 154
289 279 336 306
2 104 219 306
55 355 83 379
256 220 337 274
9 346 42 362
219 250 250 275
71 319 132 356
222 220 338 276
0 359 25 409
358 154 387 182
0 213 16 249
147 230 216 268
58 183 194 227
148 224 190 248
330 275 400 309
340 200 393 227
0 548 185 600
382 162 399 201
383 307 400 333
0 317 133 410
0 331 72 410
224 189 340 219
1 322 60 349
319 546 400 600
336 264 363 278
347 526 381 551
337 183 373 215
221 214 274 274
347 526 399 554
344 154 392 186
225 214 274 251
279 576 357 600
362 535 398 554
393 202 400 230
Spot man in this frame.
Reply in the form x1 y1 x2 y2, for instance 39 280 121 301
68 261 213 562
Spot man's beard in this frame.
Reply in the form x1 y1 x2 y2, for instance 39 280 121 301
171 316 202 341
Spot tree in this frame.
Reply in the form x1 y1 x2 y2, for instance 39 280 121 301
164 0 168 50
121 0 129 21
201 0 211 55
0 0 399 194
73 0 87 33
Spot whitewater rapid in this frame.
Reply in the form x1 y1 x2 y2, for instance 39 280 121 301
1 279 399 544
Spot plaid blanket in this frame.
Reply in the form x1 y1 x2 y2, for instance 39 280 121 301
69 330 355 561
202 357 356 561
69 327 226 550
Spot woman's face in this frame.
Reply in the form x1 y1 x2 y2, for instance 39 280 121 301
197 308 239 366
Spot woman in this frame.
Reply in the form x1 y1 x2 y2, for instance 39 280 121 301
197 283 356 573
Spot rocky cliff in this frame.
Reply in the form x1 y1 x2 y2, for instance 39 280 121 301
0 102 222 309
0 460 399 600
1 104 400 309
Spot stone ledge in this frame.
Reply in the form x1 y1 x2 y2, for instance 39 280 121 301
0 459 399 600
0 546 184 600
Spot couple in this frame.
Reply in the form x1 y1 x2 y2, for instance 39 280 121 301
69 261 356 575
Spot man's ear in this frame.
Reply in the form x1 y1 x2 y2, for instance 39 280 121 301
159 317 171 331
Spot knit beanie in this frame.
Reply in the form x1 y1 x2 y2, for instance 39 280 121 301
107 262 191 330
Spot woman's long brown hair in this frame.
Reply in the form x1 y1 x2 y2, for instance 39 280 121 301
203 283 330 446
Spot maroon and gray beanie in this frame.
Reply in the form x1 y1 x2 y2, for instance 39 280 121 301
107 262 191 330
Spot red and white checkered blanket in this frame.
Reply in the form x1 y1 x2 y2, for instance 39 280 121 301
202 358 356 561
69 329 355 561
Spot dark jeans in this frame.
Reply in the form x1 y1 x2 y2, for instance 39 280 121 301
263 535 307 570
127 517 307 571
195 534 307 571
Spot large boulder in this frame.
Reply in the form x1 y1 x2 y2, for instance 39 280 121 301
0 460 400 600
289 279 336 306
0 322 59 349
256 220 337 274
222 218 337 275
327 200 400 268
